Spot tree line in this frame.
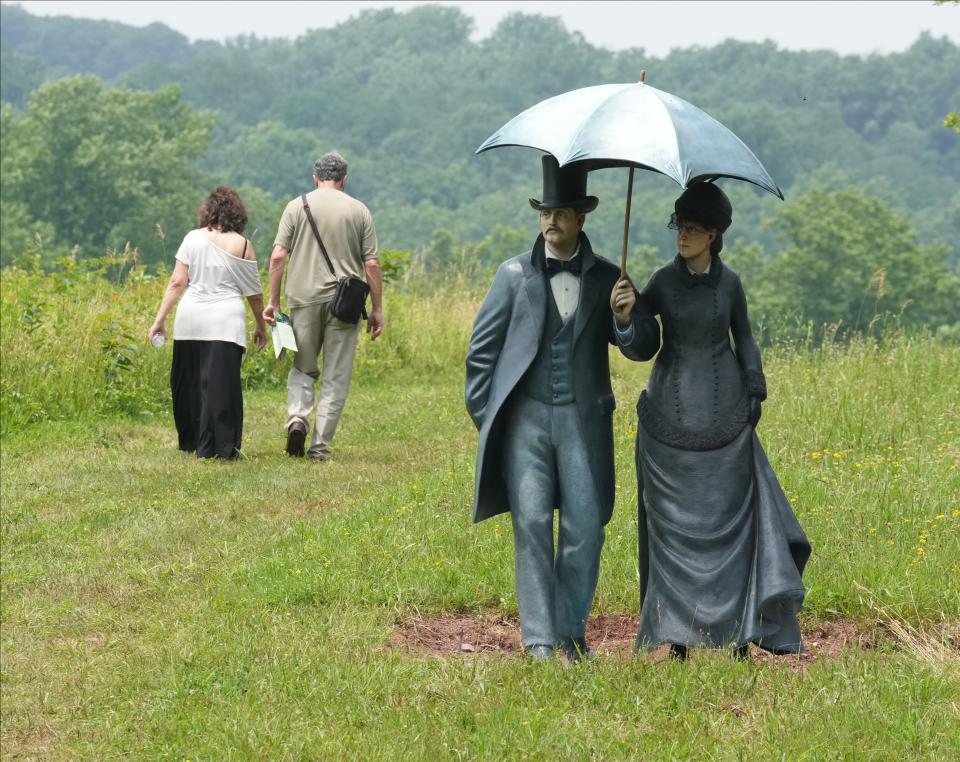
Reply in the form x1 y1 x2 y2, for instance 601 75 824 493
1 2 958 338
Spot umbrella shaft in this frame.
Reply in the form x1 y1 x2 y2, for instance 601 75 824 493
620 167 634 279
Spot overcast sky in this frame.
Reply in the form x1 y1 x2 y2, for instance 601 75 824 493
8 1 959 56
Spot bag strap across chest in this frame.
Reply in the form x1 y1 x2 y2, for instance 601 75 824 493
301 194 339 280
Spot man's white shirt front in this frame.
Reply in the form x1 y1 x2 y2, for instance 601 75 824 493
544 240 634 339
544 242 581 321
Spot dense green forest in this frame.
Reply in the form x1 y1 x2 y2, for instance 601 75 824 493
2 2 959 336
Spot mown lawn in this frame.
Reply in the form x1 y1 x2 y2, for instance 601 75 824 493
2 332 959 759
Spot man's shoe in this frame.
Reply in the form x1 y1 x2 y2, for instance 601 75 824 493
307 451 332 462
559 636 593 663
285 419 306 457
524 644 554 662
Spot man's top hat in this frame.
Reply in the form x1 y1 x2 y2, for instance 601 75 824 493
528 155 599 213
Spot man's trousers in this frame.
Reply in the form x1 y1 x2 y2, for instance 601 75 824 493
286 301 361 458
502 395 606 648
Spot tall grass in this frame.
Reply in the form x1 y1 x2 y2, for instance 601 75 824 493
6 260 956 435
1 256 172 432
1 262 481 435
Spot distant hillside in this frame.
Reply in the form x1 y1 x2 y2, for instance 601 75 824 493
0 3 200 84
2 1 958 265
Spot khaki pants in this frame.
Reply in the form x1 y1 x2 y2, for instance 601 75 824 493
286 301 361 457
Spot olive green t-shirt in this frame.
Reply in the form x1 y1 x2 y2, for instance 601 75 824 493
274 187 379 307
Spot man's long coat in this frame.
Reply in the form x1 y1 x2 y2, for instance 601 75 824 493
465 233 659 524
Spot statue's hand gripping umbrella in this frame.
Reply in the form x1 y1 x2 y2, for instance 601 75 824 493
476 71 784 278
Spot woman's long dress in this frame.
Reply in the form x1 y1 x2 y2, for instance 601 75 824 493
171 230 262 459
635 255 810 653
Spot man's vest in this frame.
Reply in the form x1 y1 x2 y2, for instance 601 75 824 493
516 288 576 405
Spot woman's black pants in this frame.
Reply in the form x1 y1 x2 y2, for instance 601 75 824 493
170 340 244 459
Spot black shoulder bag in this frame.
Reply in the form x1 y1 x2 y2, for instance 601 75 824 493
300 194 369 324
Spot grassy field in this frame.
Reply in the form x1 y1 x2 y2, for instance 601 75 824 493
2 267 959 759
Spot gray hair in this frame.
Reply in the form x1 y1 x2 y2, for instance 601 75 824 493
313 152 348 182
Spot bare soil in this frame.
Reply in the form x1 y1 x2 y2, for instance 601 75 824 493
389 613 879 668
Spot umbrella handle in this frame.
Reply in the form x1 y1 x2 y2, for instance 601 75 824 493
619 166 634 280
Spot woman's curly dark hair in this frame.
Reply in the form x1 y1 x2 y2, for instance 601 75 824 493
197 186 248 233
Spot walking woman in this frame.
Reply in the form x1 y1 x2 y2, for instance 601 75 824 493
149 186 267 459
631 182 810 658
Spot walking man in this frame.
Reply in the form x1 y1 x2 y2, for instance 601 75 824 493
264 151 383 460
465 156 659 661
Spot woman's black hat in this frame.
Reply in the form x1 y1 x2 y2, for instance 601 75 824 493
529 155 599 213
673 182 732 232
671 182 733 256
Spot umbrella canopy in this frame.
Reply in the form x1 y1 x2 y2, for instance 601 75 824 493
476 80 783 199
476 75 783 276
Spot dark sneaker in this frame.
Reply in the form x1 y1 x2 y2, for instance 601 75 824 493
285 419 306 457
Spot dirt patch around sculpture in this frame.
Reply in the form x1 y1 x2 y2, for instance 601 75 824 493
389 613 890 669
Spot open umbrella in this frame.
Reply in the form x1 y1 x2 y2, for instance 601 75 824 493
476 72 783 276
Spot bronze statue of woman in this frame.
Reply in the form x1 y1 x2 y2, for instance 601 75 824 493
630 183 811 659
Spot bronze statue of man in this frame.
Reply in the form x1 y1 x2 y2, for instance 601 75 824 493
465 155 659 661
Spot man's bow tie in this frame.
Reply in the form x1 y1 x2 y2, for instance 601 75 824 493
545 257 582 277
